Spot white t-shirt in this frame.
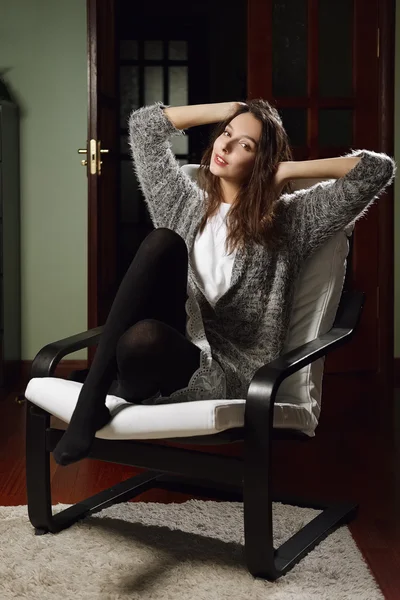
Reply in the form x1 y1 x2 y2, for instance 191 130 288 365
190 202 237 306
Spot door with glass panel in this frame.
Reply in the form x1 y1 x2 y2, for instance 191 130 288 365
248 0 386 376
118 28 209 281
85 0 247 361
117 2 247 282
87 0 391 385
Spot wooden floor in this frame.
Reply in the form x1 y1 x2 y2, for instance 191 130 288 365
1 378 400 598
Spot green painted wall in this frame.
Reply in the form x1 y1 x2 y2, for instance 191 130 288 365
0 0 88 360
0 0 399 362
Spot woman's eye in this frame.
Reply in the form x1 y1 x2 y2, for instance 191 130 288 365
224 130 249 150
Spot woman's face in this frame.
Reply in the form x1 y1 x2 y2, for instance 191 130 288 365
210 112 262 183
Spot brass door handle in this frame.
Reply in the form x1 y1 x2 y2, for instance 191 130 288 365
78 148 88 167
77 143 109 175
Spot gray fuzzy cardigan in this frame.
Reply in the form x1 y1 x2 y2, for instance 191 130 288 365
128 101 396 400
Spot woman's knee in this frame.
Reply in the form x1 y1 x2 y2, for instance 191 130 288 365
142 228 187 258
116 319 166 363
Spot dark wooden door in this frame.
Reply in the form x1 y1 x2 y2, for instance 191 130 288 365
248 0 388 375
86 0 247 363
85 0 119 363
86 0 394 398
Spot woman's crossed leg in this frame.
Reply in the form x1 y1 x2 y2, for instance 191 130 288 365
52 228 201 466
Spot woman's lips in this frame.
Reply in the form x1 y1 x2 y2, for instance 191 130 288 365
214 154 228 167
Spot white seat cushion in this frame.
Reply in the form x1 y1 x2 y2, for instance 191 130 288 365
25 377 246 440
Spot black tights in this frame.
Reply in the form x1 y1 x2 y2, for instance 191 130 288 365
53 228 201 466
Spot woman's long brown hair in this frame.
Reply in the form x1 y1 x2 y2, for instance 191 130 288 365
196 99 294 254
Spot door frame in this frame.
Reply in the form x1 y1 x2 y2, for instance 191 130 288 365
377 0 396 432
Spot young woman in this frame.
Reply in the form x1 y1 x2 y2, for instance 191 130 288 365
53 99 396 466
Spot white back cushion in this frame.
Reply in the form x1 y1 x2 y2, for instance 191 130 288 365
182 165 353 436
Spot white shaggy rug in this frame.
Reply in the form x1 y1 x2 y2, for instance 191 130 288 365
0 500 383 599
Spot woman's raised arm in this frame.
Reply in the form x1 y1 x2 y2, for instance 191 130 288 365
163 102 242 130
277 149 396 259
128 101 243 233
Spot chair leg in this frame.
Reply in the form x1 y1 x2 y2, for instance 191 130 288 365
25 402 53 534
243 454 359 581
25 402 162 535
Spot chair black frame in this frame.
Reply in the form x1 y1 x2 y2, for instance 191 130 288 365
25 289 364 581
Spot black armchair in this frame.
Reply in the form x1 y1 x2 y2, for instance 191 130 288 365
24 288 364 581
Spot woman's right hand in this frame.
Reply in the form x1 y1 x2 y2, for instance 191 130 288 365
220 102 246 121
232 101 247 112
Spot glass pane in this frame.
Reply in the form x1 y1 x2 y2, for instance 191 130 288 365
120 161 140 223
120 66 139 128
169 66 188 106
319 0 353 97
144 66 163 105
272 0 308 97
169 41 188 60
171 136 188 155
120 40 138 60
278 108 307 146
145 40 163 60
318 109 353 147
